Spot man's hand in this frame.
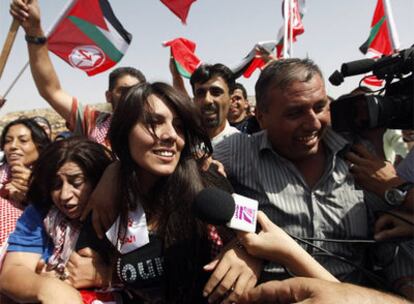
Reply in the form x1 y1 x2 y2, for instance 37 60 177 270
375 210 414 240
65 248 111 289
203 239 263 303
10 162 31 185
169 55 189 96
346 144 404 197
10 0 42 35
38 277 83 304
255 46 278 69
80 162 120 238
5 181 27 204
5 162 31 204
239 277 410 304
237 211 296 264
200 156 227 177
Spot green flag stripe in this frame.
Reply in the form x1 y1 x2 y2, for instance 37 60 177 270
68 16 123 62
365 17 386 48
175 61 191 79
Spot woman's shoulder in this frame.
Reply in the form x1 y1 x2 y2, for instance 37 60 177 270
14 204 47 231
7 204 48 252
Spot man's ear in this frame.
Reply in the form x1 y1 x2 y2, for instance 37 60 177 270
255 107 267 130
105 90 112 104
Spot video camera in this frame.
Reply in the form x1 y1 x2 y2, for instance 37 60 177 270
328 46 414 133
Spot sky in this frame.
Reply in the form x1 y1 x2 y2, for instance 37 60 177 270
0 0 413 114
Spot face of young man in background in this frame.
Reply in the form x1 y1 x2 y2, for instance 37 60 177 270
106 74 140 110
193 76 231 138
228 88 249 123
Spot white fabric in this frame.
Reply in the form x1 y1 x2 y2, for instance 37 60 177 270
106 203 149 254
211 121 239 148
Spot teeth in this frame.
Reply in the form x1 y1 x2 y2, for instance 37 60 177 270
298 134 317 142
155 150 174 157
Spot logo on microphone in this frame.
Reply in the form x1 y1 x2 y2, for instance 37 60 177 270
234 205 256 224
229 193 258 232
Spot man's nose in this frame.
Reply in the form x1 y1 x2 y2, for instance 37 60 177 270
303 111 322 130
204 91 215 104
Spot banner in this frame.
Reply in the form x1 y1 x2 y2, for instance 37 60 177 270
48 0 132 76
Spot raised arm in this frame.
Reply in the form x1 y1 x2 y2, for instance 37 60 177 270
0 252 82 304
169 56 189 97
10 0 73 122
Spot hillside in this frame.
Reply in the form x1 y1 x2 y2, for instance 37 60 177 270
0 103 111 137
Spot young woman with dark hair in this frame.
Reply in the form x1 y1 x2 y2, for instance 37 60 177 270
0 117 51 247
106 81 214 303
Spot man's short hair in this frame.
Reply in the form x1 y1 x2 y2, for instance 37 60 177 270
233 83 248 99
108 67 146 91
190 64 235 94
255 58 323 112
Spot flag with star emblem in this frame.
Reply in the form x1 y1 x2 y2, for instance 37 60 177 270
47 0 132 76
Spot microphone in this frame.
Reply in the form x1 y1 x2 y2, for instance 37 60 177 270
193 187 258 232
328 70 344 86
340 58 376 77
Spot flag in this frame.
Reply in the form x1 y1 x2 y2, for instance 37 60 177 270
275 0 305 58
163 37 201 78
359 0 399 86
160 0 196 24
47 0 132 76
231 41 277 79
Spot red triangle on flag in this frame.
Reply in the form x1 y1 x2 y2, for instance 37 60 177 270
69 0 108 31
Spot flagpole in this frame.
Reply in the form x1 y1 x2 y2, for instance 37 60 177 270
382 0 400 52
0 19 20 80
283 0 289 58
289 0 294 57
1 0 75 99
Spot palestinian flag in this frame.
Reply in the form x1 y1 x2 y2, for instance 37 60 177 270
231 41 277 79
47 0 132 76
359 0 398 55
276 0 305 58
163 37 201 78
359 0 399 86
160 0 197 24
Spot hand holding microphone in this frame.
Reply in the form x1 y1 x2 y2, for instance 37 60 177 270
237 211 302 266
193 187 258 232
194 188 337 282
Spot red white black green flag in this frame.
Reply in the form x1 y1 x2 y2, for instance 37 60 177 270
276 0 305 58
231 41 277 79
359 0 399 86
47 0 132 76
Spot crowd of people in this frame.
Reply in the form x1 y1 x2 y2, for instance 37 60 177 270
0 0 413 303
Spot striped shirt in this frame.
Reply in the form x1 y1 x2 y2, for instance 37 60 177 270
214 128 413 289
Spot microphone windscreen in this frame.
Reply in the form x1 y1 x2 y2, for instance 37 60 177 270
193 187 235 225
341 58 375 76
328 70 344 86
